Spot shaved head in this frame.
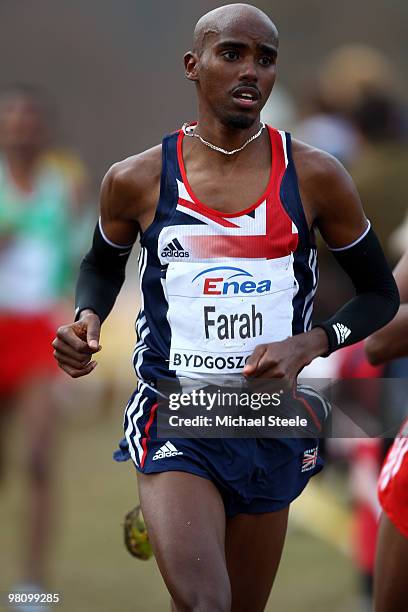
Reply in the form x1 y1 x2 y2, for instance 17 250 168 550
193 3 278 56
185 3 279 131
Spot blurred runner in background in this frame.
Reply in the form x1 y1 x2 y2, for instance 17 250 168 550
0 84 81 602
365 250 408 612
336 344 384 611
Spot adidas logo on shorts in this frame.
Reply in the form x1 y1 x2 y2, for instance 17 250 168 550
161 239 189 258
152 441 184 461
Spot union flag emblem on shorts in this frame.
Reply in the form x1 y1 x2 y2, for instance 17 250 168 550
301 447 318 472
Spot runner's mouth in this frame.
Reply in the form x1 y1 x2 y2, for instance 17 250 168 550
231 87 260 108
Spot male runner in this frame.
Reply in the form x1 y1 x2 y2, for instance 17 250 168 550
365 251 408 612
52 5 399 611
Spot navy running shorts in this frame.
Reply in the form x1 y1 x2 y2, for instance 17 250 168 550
114 381 325 517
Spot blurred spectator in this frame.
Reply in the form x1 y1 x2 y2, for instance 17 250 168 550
350 91 408 264
295 44 402 166
318 44 400 116
294 74 359 164
296 45 407 326
0 84 85 603
295 111 358 165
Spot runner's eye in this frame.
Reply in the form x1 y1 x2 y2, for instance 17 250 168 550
222 51 239 61
259 56 273 66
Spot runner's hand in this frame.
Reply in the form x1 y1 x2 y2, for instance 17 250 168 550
243 328 329 386
52 309 101 378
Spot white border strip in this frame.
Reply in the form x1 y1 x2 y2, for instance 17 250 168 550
328 220 371 252
99 217 134 249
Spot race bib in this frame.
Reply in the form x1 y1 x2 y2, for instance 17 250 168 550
166 256 297 376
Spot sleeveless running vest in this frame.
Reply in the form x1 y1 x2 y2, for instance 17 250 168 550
134 126 318 384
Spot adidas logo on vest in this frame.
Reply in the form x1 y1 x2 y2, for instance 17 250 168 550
332 322 351 345
152 441 184 461
161 239 189 258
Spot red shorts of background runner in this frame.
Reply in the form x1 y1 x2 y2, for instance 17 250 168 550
378 419 408 538
351 439 382 574
0 312 59 397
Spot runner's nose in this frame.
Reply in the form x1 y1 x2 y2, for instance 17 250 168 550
238 58 258 83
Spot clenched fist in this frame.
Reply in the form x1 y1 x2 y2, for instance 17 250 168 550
52 309 102 378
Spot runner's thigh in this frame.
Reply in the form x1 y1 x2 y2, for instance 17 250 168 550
225 507 289 612
138 470 231 612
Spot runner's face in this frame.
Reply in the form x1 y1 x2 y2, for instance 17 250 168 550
0 96 47 154
196 24 278 129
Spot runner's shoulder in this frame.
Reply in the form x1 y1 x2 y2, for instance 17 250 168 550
291 138 351 183
106 144 162 200
101 144 162 219
290 138 358 209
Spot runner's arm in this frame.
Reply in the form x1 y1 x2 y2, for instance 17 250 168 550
308 151 399 355
74 166 140 324
52 147 161 378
